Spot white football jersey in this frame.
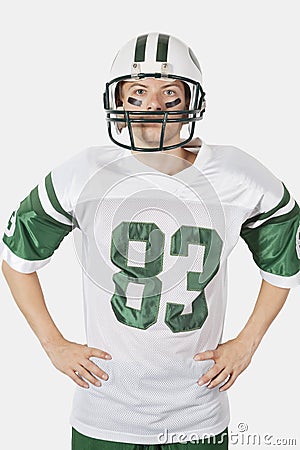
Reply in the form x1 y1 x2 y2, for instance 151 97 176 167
1 139 300 444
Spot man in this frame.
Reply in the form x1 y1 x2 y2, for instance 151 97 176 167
1 32 300 450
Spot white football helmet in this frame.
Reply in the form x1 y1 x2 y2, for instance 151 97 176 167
103 32 206 152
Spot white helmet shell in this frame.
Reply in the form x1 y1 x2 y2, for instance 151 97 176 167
109 32 203 85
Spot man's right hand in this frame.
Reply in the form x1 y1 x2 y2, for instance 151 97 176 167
1 263 112 389
44 339 112 389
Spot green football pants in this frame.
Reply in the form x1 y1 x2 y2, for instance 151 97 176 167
72 427 228 450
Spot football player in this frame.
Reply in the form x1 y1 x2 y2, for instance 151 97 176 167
1 33 300 450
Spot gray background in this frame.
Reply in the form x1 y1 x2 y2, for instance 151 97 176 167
0 1 299 448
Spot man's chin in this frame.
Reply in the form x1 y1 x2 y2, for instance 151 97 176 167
134 139 180 150
132 127 180 149
135 132 162 148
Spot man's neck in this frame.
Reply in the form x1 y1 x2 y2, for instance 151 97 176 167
130 146 198 176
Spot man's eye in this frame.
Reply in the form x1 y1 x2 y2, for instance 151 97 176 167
135 89 146 95
165 89 176 96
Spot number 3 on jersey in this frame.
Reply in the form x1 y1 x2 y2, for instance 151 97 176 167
110 221 222 333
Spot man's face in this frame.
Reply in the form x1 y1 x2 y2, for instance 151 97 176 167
120 78 187 150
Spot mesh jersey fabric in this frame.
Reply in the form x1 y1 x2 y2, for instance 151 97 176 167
1 139 300 444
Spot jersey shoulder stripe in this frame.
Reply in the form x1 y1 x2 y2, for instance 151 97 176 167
242 183 290 227
240 182 300 280
45 172 74 223
3 182 73 264
38 181 72 227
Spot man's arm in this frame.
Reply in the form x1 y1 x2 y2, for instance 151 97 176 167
193 279 290 391
1 260 111 388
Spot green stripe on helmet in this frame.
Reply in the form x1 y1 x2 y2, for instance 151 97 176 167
156 34 170 62
134 34 148 62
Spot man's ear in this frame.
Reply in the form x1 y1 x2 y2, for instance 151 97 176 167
115 81 124 108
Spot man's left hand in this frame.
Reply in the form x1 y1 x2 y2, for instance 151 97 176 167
193 338 253 391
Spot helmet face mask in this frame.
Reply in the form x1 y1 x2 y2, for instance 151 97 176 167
103 33 206 152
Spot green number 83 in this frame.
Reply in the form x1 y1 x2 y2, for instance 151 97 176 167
110 221 222 333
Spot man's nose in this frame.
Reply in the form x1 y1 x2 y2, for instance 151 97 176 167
146 93 162 110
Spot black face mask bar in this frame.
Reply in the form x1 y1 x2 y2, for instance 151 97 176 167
109 109 198 152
